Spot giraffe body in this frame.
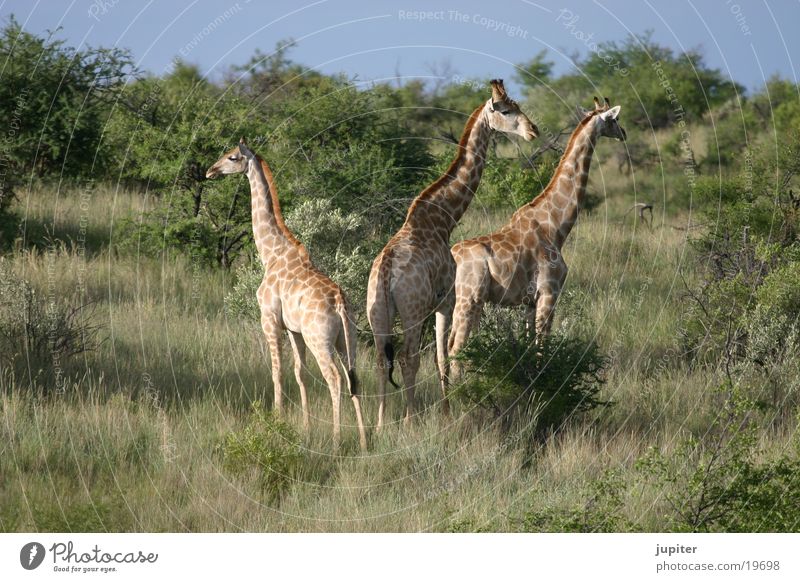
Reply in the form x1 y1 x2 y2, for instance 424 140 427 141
206 140 367 450
449 98 627 357
367 80 538 430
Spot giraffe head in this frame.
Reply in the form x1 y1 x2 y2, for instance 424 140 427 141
579 97 627 141
205 138 256 179
485 79 539 141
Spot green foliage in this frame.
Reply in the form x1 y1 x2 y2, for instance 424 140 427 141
114 205 224 268
110 52 434 267
0 15 132 179
518 469 632 532
0 184 18 249
285 198 376 311
521 32 741 132
223 255 263 322
637 384 800 532
109 63 254 267
514 50 554 90
0 258 100 389
268 80 434 221
453 306 606 436
711 77 800 167
476 153 557 209
219 402 303 499
685 131 800 367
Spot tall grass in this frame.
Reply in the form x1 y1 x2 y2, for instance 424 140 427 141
1 150 797 532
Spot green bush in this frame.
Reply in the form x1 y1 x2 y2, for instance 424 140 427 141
223 255 263 322
517 469 632 532
637 384 800 532
285 198 375 312
453 306 606 436
0 15 132 180
684 134 800 368
218 402 303 500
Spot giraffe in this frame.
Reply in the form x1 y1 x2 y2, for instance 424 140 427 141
206 139 367 451
367 79 538 431
448 97 626 361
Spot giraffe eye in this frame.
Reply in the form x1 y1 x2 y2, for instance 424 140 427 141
228 155 239 161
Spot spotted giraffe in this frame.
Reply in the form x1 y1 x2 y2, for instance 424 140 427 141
367 80 538 430
448 98 627 360
206 139 367 450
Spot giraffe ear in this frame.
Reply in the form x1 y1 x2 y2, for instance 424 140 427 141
576 104 592 119
239 140 254 159
600 105 621 120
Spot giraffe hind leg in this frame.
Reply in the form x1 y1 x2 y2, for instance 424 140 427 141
336 329 367 451
287 331 310 432
368 303 396 433
397 317 424 426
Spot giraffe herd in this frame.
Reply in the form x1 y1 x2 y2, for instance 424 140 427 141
206 81 627 449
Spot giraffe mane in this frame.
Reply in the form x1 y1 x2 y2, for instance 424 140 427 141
405 103 484 219
254 155 304 248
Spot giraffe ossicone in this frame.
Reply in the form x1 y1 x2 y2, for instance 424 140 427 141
206 139 367 451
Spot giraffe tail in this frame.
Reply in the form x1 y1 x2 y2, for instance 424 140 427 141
384 342 399 389
376 253 400 390
336 297 359 397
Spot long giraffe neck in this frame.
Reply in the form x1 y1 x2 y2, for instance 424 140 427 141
246 156 305 266
404 102 492 240
524 115 599 247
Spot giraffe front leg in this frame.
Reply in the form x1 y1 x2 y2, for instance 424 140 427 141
448 298 483 379
435 310 451 416
534 290 557 339
287 331 310 432
261 317 284 414
534 260 567 342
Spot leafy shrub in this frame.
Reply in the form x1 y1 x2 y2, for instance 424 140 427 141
636 384 800 532
115 209 223 268
223 255 263 322
684 135 800 369
474 154 556 210
453 306 606 436
0 258 100 389
0 15 132 180
219 402 303 500
286 198 375 312
517 469 633 532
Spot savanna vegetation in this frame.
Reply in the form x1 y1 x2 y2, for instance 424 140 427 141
1 16 799 532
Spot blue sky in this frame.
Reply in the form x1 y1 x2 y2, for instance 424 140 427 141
2 0 798 94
